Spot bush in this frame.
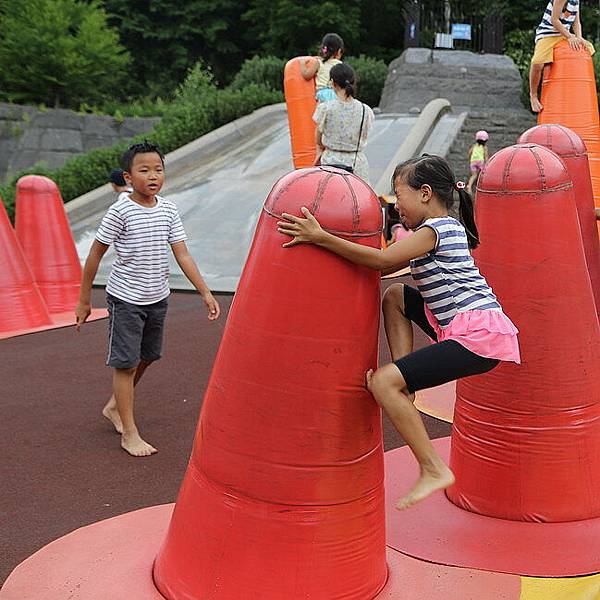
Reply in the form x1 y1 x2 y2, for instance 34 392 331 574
504 29 534 110
230 55 287 93
347 55 389 108
0 63 283 220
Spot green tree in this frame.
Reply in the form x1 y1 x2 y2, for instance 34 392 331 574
241 0 362 58
0 0 130 109
102 0 250 89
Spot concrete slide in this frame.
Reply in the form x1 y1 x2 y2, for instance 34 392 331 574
68 100 464 293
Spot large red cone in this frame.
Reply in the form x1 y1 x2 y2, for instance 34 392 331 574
518 124 600 314
448 144 600 522
539 40 600 229
0 200 51 333
154 167 387 599
15 175 82 313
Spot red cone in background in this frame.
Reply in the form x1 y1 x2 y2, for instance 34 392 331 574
15 175 82 313
448 144 600 522
0 200 51 333
539 40 600 231
154 167 387 599
518 124 600 314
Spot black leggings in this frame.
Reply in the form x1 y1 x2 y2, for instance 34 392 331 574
393 285 500 393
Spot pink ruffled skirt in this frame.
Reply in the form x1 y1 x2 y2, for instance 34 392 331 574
424 307 521 364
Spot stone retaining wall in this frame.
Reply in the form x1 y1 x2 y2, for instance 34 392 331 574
0 103 159 180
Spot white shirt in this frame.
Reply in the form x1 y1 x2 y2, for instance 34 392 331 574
96 194 187 305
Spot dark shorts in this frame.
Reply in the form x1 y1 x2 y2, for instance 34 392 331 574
106 294 169 369
393 285 499 393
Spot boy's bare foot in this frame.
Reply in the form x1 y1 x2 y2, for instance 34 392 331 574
530 96 543 113
121 431 157 457
396 462 455 510
102 397 123 434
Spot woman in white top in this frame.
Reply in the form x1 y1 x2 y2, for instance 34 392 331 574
312 63 374 183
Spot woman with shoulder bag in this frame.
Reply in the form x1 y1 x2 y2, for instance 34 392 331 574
312 63 375 183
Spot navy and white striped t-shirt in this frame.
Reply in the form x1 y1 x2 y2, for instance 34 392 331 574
96 195 187 305
410 217 501 329
536 0 578 43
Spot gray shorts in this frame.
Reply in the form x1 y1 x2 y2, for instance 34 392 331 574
106 293 169 369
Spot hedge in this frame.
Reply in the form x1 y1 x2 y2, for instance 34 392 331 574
1 63 283 219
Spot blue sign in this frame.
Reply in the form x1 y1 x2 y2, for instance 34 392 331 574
452 23 472 40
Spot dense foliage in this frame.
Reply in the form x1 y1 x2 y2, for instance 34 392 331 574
0 0 130 108
0 64 282 218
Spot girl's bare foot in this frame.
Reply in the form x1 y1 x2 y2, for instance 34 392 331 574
396 462 455 510
102 397 123 434
121 430 157 457
530 96 543 113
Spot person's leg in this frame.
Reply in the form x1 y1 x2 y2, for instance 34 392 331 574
382 283 437 360
382 283 414 361
366 364 454 509
113 366 157 456
529 61 545 112
103 359 153 434
467 169 478 193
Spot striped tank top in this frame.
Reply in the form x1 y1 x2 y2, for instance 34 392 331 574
410 217 501 328
535 0 578 43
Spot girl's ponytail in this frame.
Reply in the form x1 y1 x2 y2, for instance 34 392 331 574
456 188 479 249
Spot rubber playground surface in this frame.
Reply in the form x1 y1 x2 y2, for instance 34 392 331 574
1 277 450 586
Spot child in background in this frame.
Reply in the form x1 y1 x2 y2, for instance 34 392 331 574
75 141 221 457
278 155 520 510
300 33 344 102
109 168 132 199
529 0 594 113
466 130 489 193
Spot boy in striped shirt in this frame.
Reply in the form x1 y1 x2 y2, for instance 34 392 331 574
75 141 220 457
529 0 595 113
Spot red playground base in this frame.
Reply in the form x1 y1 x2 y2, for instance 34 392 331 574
0 503 521 600
0 309 107 340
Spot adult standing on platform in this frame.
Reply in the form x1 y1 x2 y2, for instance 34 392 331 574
313 63 374 183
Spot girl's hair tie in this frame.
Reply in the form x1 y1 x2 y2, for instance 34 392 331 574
455 181 466 190
322 46 328 52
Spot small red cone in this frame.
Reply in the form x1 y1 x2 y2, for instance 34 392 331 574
448 144 600 522
518 124 600 314
0 199 51 333
15 176 82 314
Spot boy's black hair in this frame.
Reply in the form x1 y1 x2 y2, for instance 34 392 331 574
392 154 480 249
330 63 357 98
121 140 165 172
320 33 344 62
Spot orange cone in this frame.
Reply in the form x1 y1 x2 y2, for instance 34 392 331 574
154 168 387 599
448 144 600 522
539 40 600 232
518 124 600 314
0 200 51 333
284 57 318 168
15 176 82 314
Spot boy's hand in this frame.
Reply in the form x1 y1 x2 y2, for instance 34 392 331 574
75 302 91 332
277 207 324 247
202 292 221 320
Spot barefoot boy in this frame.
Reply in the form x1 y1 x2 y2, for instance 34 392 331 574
75 141 220 457
530 0 595 113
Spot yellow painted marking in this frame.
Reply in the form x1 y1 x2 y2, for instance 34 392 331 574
520 574 600 600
